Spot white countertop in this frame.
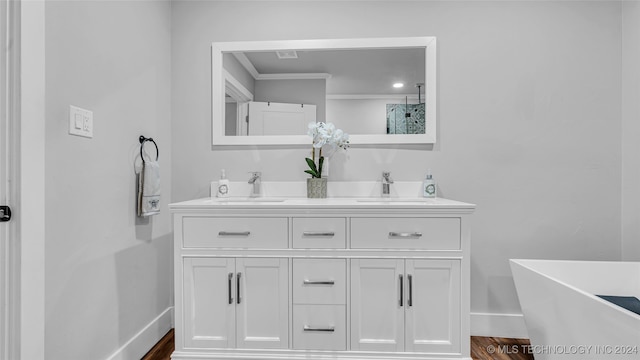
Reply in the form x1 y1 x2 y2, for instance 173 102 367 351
170 181 475 211
169 196 476 211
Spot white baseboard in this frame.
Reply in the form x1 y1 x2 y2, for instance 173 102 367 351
105 306 174 360
107 308 524 358
470 312 529 339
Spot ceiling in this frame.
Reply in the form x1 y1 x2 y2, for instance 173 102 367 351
237 47 426 97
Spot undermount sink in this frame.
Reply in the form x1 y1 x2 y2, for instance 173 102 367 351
209 197 286 203
356 198 436 203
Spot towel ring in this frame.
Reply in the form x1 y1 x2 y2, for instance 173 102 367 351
139 135 159 162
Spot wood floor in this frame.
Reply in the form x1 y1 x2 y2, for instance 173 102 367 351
142 330 534 360
141 329 174 360
470 336 535 360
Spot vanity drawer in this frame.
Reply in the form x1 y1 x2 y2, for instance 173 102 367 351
293 217 346 248
350 217 461 250
293 259 346 304
293 304 346 351
182 217 288 248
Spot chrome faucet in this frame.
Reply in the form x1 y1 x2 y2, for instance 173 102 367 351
382 171 394 197
248 172 261 197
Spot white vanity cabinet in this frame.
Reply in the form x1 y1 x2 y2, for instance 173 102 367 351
170 197 474 360
350 258 460 353
182 257 289 350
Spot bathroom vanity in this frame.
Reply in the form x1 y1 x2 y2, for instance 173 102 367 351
169 196 475 360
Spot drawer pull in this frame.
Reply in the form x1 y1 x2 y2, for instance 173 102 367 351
389 232 422 238
228 273 234 304
303 325 335 332
302 231 335 237
399 274 404 307
303 279 335 285
408 274 413 307
236 272 242 304
219 231 251 236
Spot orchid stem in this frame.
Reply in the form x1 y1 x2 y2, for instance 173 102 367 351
318 148 323 177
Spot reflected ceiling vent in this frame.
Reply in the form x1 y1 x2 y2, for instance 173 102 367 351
276 50 298 59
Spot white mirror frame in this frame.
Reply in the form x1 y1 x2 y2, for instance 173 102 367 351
211 37 437 146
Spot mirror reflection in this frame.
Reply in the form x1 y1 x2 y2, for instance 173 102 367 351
223 47 426 137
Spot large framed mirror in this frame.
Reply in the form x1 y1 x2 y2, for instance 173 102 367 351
212 37 436 146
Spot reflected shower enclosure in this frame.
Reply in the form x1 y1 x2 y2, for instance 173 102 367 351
386 103 425 134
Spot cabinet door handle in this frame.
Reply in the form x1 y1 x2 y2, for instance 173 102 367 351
408 274 413 307
236 272 242 304
302 231 335 237
399 274 404 307
303 325 335 332
303 279 335 285
228 273 234 304
389 232 422 238
219 231 251 236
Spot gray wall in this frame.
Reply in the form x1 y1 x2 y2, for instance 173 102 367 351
45 1 173 359
622 1 640 261
172 0 623 322
225 102 238 136
223 52 255 95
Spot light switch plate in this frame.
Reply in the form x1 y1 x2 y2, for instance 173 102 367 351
69 105 93 138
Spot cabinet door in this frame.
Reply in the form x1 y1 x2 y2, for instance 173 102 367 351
350 259 404 352
236 258 289 349
405 259 461 353
183 258 236 349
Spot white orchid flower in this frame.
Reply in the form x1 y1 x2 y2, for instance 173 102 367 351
305 121 349 178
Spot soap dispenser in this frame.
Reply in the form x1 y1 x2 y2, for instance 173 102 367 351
423 169 436 198
217 169 230 198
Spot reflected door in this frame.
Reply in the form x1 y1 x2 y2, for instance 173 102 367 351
247 101 316 136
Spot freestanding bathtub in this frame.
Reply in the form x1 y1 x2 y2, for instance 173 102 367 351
510 259 640 359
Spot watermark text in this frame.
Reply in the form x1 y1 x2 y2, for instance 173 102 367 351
485 344 639 356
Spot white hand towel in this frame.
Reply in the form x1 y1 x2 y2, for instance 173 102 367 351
138 160 161 217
